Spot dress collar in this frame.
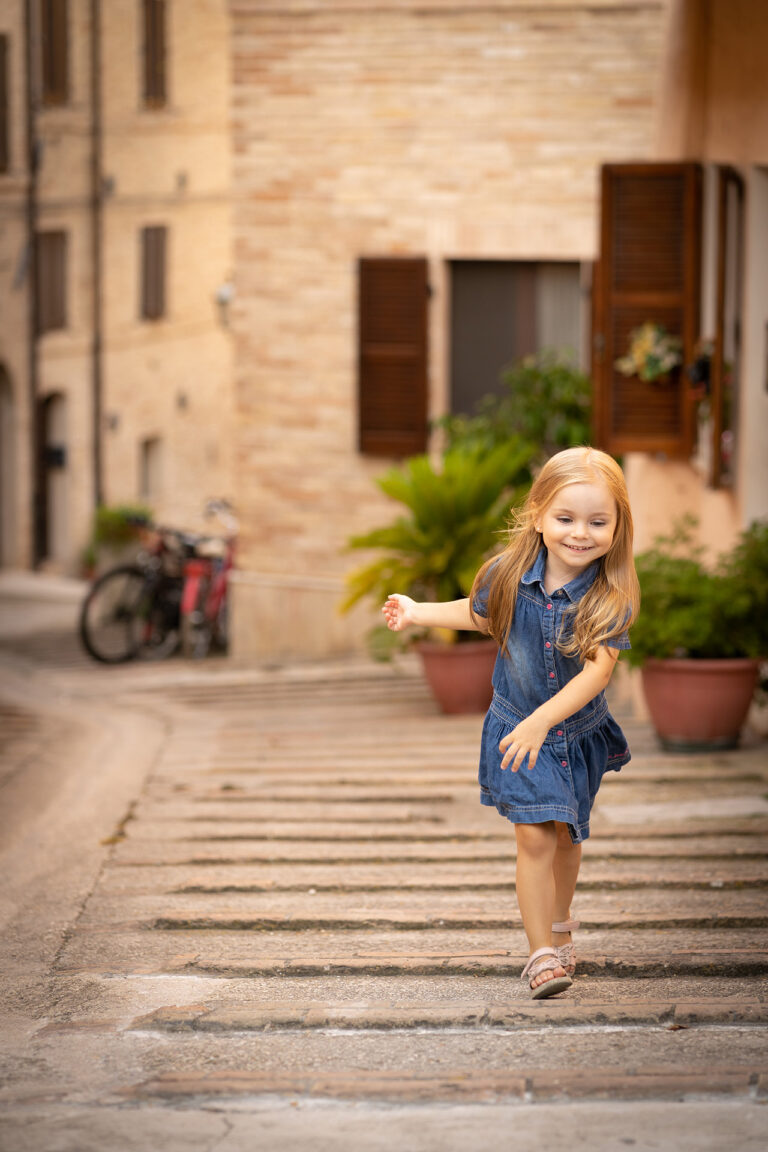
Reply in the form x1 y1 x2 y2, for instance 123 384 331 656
521 547 599 602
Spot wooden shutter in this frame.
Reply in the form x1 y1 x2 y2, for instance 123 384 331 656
143 0 167 108
141 226 167 319
0 36 9 173
35 230 67 333
41 0 68 106
710 167 744 489
358 257 429 456
592 163 702 457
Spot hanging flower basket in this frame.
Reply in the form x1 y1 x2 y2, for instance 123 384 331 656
615 322 683 383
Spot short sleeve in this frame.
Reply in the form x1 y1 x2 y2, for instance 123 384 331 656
606 630 631 651
472 578 491 618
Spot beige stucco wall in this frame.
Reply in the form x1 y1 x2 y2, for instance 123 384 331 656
629 0 768 559
228 0 668 659
97 0 235 540
0 1 30 567
0 0 235 574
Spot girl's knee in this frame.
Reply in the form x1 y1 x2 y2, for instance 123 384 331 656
555 822 579 851
515 821 557 860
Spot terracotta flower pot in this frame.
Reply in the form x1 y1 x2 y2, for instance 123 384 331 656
416 639 498 715
641 657 760 751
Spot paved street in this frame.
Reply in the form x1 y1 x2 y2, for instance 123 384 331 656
0 573 767 1150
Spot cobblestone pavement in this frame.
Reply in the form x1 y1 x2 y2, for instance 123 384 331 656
0 575 767 1149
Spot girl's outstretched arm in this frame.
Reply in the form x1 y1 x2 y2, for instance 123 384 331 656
383 595 488 634
499 645 620 771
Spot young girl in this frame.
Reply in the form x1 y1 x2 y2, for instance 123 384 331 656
383 447 640 999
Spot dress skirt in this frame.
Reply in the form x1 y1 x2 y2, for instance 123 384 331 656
478 690 631 844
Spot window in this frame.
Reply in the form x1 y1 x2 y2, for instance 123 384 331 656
592 163 702 457
41 0 68 106
142 0 167 108
139 436 162 502
358 257 429 457
450 261 583 415
140 225 167 320
35 230 67 333
0 36 9 172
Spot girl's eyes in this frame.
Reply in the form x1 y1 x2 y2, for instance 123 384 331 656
555 517 607 527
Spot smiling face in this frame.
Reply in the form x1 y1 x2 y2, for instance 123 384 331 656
535 481 618 589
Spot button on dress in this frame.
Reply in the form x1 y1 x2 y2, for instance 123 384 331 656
473 548 631 844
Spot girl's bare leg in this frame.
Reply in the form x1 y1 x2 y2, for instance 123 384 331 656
514 821 567 989
552 822 582 949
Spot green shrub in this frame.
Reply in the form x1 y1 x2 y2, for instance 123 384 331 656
342 440 534 648
92 504 153 549
627 518 768 665
438 350 592 460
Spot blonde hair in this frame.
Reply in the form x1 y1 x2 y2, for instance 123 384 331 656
471 447 640 663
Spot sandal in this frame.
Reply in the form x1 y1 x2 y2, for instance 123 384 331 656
552 918 580 977
521 946 573 1000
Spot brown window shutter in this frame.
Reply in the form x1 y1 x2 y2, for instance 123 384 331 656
358 257 429 457
592 163 702 457
41 0 68 106
143 0 167 108
141 226 167 320
35 230 67 333
0 36 9 172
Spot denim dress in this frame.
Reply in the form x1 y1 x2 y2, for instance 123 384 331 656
473 548 631 844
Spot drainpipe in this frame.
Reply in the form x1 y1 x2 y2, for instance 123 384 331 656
90 0 103 506
23 0 42 566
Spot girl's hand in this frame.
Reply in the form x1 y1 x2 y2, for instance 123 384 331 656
499 713 551 772
382 594 418 632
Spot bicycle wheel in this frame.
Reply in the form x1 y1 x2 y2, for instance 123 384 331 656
180 573 213 659
79 566 152 664
137 574 182 660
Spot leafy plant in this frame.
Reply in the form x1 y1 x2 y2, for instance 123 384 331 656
437 350 592 461
92 503 152 549
342 440 534 649
626 518 768 665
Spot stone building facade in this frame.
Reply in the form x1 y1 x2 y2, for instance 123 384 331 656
226 0 668 659
0 0 234 574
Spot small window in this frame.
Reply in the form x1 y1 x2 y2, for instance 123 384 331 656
35 230 67 334
139 435 162 502
140 225 167 320
1 36 9 172
450 261 584 416
142 0 167 108
41 0 68 106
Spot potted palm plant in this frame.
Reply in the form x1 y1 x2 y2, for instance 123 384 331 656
342 441 534 713
626 519 768 750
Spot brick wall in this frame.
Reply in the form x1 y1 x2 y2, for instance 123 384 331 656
228 0 667 658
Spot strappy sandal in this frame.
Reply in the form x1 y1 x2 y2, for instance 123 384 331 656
552 918 580 977
521 947 573 1000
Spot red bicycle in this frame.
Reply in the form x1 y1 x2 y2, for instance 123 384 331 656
79 500 237 664
179 498 238 659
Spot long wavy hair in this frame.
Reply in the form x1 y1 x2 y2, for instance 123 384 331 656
470 447 640 663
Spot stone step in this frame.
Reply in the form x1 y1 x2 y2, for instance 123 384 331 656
110 835 768 866
77 888 767 926
144 909 768 932
98 859 768 894
130 998 768 1033
119 1065 767 1105
55 926 768 978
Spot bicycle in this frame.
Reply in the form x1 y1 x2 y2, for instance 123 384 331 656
79 500 236 664
179 499 238 659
